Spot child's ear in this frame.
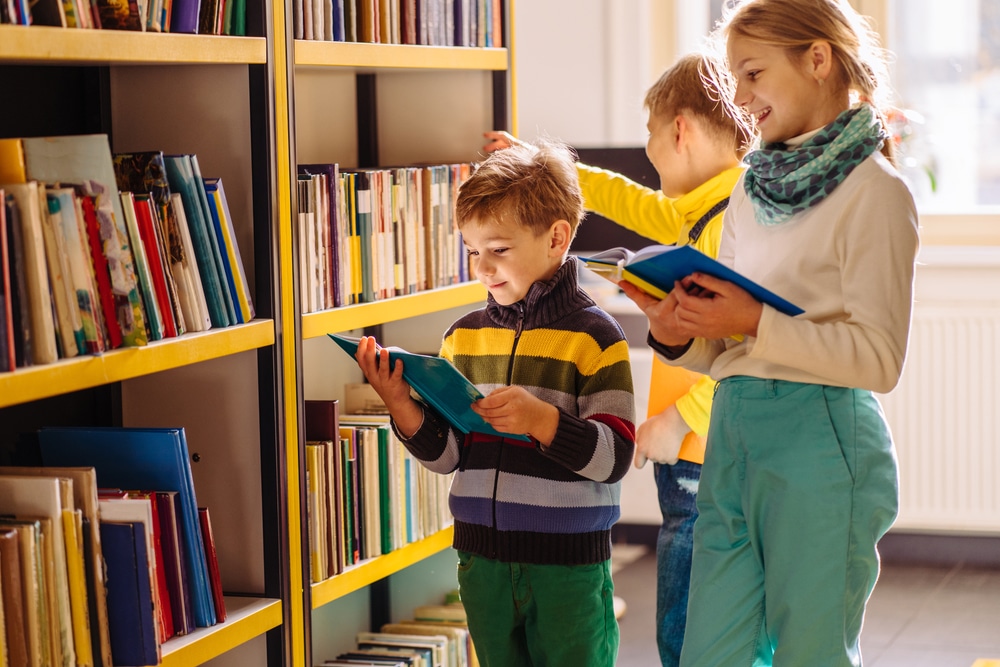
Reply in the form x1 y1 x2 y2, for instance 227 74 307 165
549 219 573 255
808 40 834 83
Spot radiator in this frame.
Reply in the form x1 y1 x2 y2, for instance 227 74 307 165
878 307 1000 534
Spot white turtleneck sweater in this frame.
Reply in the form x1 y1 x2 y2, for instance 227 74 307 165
663 150 920 394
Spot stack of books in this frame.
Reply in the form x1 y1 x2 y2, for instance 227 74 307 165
293 0 503 47
304 398 453 582
0 135 254 374
296 162 473 312
0 0 246 35
0 425 226 667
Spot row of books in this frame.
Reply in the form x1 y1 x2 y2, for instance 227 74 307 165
296 162 472 313
321 597 477 667
0 136 253 374
294 0 502 47
304 399 453 581
0 426 225 667
0 0 246 35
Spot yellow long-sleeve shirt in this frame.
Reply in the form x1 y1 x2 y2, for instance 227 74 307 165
577 162 744 463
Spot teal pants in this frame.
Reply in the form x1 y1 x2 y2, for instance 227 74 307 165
680 378 898 667
456 551 619 667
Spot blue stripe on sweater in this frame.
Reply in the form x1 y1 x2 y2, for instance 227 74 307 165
449 495 621 533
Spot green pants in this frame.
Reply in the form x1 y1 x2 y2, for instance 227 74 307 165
680 378 898 667
456 551 619 667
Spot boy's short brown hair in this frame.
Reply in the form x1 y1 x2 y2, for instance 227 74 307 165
644 52 754 157
456 140 584 237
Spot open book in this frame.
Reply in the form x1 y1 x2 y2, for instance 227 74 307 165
328 333 531 442
581 244 804 316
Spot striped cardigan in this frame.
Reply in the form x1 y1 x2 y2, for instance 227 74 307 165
398 257 636 565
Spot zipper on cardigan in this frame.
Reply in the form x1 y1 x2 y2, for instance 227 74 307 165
490 302 526 558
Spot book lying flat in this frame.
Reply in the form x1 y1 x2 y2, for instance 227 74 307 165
328 333 531 442
581 244 804 317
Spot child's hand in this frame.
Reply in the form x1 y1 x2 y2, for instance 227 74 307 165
634 405 689 468
471 386 559 445
618 280 692 347
673 273 763 339
354 336 423 436
482 130 527 153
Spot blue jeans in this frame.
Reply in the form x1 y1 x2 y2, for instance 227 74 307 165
654 459 701 667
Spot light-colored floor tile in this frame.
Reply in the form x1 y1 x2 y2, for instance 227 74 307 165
613 549 1000 667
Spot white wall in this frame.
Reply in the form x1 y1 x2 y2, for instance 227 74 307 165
513 0 654 147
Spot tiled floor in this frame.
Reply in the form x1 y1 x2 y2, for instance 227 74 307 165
612 544 1000 666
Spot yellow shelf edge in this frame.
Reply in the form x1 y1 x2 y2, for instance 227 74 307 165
301 283 486 338
311 526 455 608
294 40 508 70
0 320 275 408
159 596 282 667
0 25 266 64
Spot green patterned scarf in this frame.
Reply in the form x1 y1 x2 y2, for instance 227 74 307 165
744 104 887 226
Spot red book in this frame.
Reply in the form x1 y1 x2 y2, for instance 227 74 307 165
133 197 177 338
79 194 123 349
198 507 226 623
126 490 175 642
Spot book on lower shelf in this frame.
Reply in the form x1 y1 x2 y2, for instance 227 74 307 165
581 244 805 317
37 426 220 629
99 520 160 667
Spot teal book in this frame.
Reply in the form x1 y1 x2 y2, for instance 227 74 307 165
582 244 805 317
37 426 218 629
328 333 531 442
163 155 231 328
188 156 236 324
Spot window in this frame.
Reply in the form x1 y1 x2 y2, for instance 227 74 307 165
887 0 1000 211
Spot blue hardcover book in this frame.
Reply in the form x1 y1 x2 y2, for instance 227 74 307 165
170 0 202 33
100 521 159 667
38 426 217 628
188 155 237 325
581 244 805 317
328 333 530 442
332 0 345 40
163 155 231 328
201 179 241 324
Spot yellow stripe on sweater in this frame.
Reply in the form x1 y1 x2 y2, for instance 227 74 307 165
446 327 630 372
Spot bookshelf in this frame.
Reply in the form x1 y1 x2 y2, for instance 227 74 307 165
0 1 512 666
291 4 514 665
0 2 294 666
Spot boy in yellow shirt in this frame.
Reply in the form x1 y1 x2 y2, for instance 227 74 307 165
483 51 753 667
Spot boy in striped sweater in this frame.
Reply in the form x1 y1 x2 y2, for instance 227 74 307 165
354 140 636 667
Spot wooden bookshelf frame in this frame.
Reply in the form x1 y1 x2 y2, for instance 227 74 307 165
300 283 486 338
160 597 282 667
294 40 507 70
0 25 266 65
310 527 454 608
0 321 275 408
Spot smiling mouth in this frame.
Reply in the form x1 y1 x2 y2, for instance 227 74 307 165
754 107 771 123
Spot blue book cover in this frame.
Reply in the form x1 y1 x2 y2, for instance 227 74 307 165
38 426 217 628
100 521 159 667
188 155 237 325
581 244 805 317
202 179 241 324
328 333 531 442
163 154 231 328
